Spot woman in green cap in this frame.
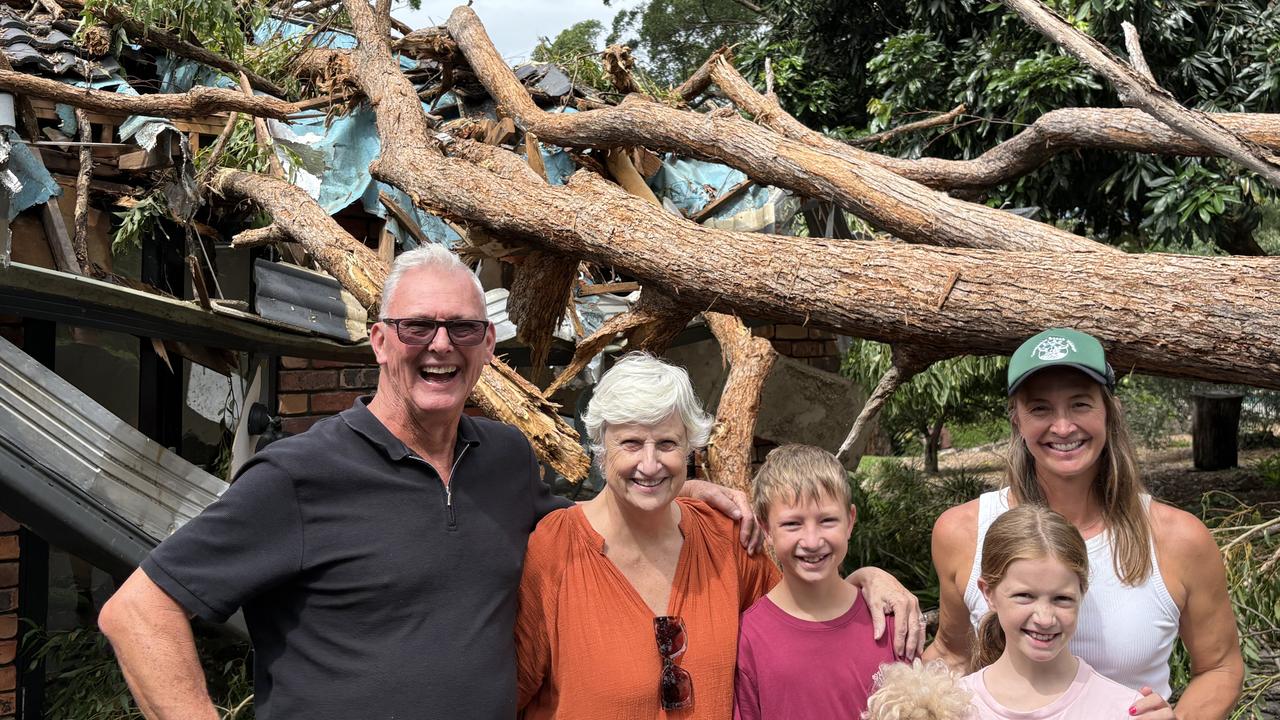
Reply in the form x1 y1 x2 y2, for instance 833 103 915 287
925 328 1242 719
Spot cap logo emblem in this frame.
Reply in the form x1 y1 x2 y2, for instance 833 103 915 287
1033 337 1075 361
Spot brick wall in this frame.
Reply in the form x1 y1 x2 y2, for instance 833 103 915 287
752 324 842 374
0 516 18 718
276 358 379 434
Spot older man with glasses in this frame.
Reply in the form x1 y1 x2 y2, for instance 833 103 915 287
100 245 921 719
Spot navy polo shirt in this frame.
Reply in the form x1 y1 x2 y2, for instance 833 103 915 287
142 398 571 719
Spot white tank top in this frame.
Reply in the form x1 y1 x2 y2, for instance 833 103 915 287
963 488 1181 698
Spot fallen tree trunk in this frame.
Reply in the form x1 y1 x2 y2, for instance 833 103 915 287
702 54 1280 195
445 7 1099 254
339 2 1280 391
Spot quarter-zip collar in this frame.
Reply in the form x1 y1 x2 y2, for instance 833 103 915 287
341 396 481 463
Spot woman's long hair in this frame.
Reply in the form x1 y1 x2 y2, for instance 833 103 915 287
1004 388 1152 585
972 505 1090 671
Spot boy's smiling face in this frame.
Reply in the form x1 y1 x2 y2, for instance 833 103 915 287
764 492 857 585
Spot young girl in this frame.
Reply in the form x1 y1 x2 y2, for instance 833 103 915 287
961 504 1142 719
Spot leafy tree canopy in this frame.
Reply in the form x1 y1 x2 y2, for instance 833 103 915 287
604 0 763 86
601 0 1280 253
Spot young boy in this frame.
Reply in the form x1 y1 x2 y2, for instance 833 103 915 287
734 444 898 720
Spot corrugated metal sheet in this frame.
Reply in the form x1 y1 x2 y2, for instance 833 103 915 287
0 334 227 544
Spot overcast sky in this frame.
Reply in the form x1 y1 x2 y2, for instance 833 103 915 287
394 1 635 64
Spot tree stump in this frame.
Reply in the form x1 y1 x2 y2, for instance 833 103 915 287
1192 392 1244 470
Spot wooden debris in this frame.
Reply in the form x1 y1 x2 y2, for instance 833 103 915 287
72 108 91 273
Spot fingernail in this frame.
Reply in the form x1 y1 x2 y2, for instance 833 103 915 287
1129 707 1136 716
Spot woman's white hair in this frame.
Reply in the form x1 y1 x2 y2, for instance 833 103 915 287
582 353 715 455
379 243 484 319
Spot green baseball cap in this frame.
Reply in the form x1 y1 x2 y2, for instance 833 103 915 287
1007 328 1114 396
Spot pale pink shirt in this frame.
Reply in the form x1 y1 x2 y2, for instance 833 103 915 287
960 658 1143 719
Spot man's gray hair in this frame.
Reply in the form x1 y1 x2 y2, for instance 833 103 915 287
582 353 715 455
379 243 485 319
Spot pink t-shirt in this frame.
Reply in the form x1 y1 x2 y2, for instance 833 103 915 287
960 658 1143 719
734 592 897 720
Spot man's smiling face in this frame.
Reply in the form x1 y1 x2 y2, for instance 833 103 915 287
371 265 495 422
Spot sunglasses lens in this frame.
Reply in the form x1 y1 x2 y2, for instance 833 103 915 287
660 664 693 710
446 320 488 345
654 617 687 658
397 320 439 344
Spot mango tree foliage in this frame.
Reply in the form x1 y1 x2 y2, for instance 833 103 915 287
842 340 1008 474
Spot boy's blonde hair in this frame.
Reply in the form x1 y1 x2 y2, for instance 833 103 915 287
862 660 973 720
751 444 851 524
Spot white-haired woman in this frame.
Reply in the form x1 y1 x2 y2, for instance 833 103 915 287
515 353 922 719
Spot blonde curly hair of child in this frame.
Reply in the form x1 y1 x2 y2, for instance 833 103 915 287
862 659 974 720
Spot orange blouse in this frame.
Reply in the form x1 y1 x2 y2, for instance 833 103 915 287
516 498 780 720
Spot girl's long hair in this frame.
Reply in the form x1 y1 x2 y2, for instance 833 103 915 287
1004 388 1152 585
971 505 1090 672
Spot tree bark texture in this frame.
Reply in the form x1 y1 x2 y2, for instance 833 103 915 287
470 348 591 482
211 169 387 310
508 250 577 371
1001 0 1280 188
0 69 298 119
209 167 589 480
836 363 916 469
704 312 776 494
445 7 1101 254
339 1 1280 392
72 107 91 272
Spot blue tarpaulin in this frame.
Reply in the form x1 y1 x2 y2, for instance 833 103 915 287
2 128 60 221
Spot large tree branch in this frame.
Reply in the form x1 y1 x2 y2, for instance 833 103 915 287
209 169 386 308
343 2 1280 392
686 52 1280 192
0 69 299 119
445 7 1101 254
58 0 290 98
704 312 776 494
1001 0 1280 187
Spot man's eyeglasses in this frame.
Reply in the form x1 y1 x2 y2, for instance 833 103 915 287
654 616 693 710
381 318 490 346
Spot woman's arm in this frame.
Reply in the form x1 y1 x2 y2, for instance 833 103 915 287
845 567 924 659
922 502 979 673
1140 505 1242 720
